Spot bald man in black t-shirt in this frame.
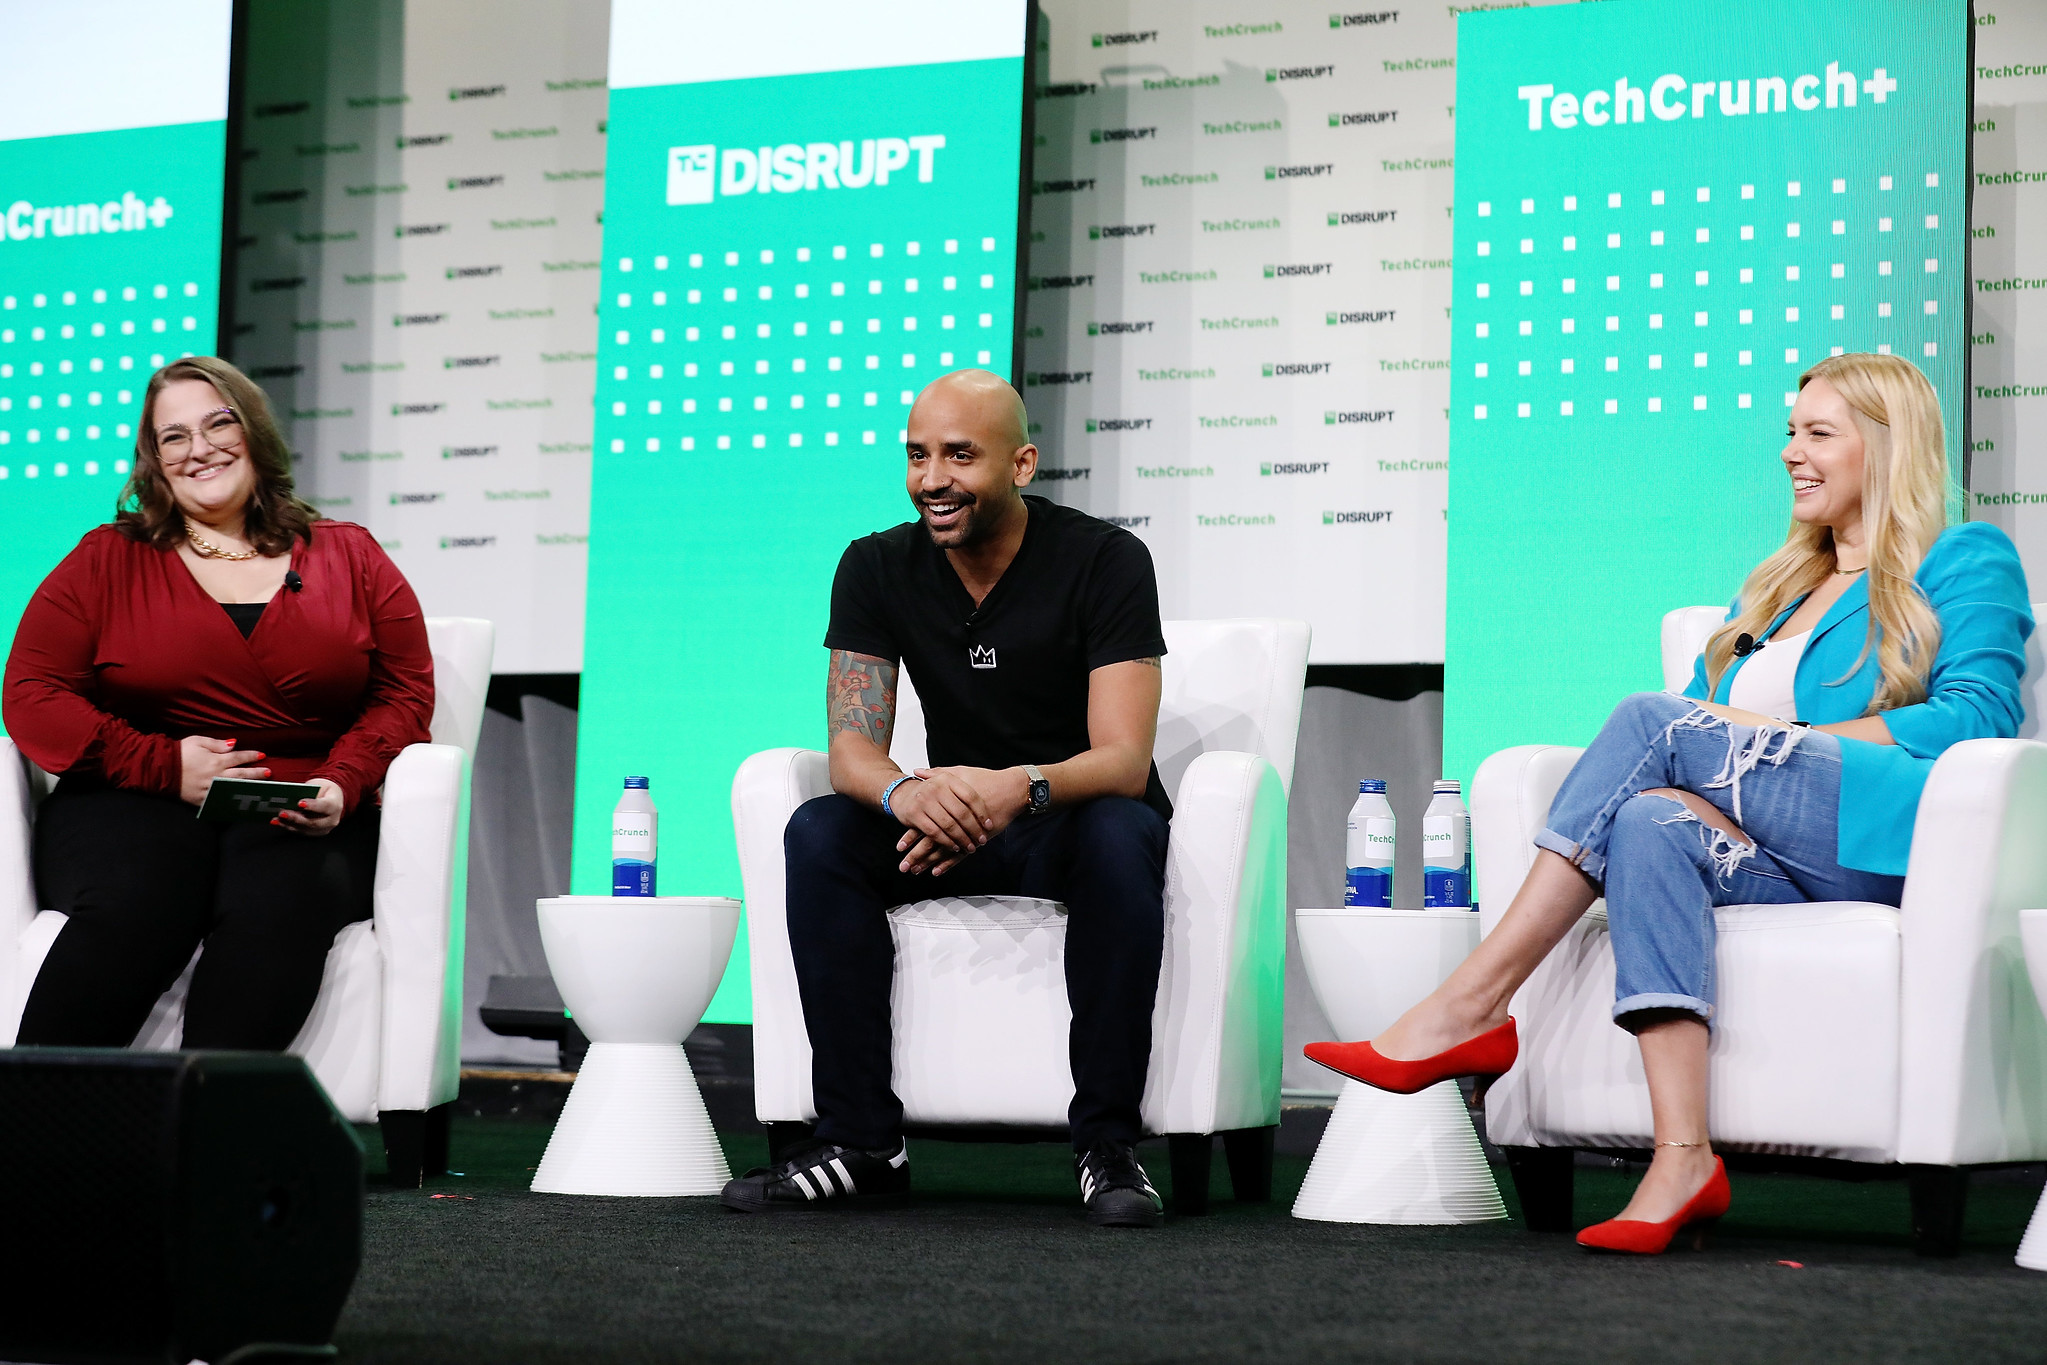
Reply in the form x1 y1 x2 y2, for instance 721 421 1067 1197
720 371 1170 1228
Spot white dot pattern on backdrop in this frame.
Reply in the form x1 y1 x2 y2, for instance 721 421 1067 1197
0 282 186 477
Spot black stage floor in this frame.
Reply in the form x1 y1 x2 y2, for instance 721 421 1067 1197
335 1116 2047 1364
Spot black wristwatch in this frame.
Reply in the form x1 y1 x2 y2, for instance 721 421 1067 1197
1024 764 1051 815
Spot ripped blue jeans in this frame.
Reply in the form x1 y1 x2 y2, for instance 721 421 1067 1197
1534 692 1906 1028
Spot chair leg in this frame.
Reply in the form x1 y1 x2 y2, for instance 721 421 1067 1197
380 1110 426 1189
1167 1134 1212 1216
1503 1146 1575 1232
1221 1126 1276 1203
1908 1166 1969 1258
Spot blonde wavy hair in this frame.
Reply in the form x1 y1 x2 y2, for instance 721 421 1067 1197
1701 353 1952 714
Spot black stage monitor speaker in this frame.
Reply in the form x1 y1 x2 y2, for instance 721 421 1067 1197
0 1049 363 1365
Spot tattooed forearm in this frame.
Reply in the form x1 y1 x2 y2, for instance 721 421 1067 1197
827 650 897 750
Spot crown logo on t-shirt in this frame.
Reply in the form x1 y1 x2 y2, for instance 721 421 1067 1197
968 644 998 670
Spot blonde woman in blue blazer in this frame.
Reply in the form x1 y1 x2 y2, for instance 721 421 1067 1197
1307 353 2034 1254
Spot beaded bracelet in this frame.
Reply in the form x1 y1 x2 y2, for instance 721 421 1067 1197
881 774 921 820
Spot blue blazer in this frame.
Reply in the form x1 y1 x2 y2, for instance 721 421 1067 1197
1684 522 2034 876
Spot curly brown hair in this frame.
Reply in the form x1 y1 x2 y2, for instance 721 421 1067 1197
115 356 319 555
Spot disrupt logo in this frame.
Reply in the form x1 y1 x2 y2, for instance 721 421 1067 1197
1091 127 1158 144
1265 362 1332 376
1103 514 1151 527
1029 275 1093 290
1328 309 1397 324
447 265 502 279
1089 321 1155 335
1330 11 1400 25
1268 65 1335 81
444 355 500 368
397 223 450 237
1518 63 1897 131
1261 461 1331 475
1037 467 1091 480
393 312 446 326
1327 409 1395 423
449 85 505 100
1265 262 1334 278
1086 418 1152 432
439 535 498 548
251 276 306 293
1093 30 1158 46
1324 509 1394 524
1330 210 1397 225
443 445 498 458
447 174 504 190
1090 223 1156 239
1332 110 1398 126
1034 178 1096 194
1267 163 1334 180
399 133 452 148
666 136 946 205
389 491 443 504
392 402 445 415
250 364 303 379
1025 371 1092 386
254 189 308 204
5 192 172 240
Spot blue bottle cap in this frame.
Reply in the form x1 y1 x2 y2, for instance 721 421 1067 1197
1358 779 1387 793
623 775 650 789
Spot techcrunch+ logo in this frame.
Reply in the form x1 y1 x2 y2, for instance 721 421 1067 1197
667 136 945 204
5 192 172 240
1516 62 1898 131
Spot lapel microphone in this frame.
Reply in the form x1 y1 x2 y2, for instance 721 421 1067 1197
1732 632 1762 656
285 570 303 593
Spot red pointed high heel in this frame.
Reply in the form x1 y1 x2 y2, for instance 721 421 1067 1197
1302 1017 1519 1095
1576 1156 1731 1254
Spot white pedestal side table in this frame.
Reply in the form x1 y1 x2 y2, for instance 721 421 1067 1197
530 895 741 1196
1291 907 1507 1225
2015 908 2047 1269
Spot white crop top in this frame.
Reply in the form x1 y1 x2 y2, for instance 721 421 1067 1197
1726 629 1810 721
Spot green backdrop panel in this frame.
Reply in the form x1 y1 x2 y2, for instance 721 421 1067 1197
577 58 1024 1023
0 120 226 666
1444 0 1968 825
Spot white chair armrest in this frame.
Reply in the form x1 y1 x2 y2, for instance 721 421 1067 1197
733 747 833 1122
373 742 468 1114
1149 749 1288 1135
1896 737 2047 1165
0 740 40 1036
1472 744 1586 937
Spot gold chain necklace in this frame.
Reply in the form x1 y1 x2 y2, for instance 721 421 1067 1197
186 527 259 561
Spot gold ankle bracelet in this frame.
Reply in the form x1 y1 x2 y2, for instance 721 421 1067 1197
1655 1140 1710 1149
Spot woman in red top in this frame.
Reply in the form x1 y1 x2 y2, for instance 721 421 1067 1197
2 356 434 1050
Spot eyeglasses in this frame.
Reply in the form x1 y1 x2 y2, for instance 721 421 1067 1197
156 408 244 465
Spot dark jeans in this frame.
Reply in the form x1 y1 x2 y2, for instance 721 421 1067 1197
784 793 1169 1152
17 781 381 1051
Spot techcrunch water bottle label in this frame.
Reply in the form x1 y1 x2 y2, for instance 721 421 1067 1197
612 775 658 897
1344 779 1396 908
1423 779 1473 909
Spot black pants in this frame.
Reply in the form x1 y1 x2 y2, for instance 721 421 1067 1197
784 793 1169 1152
17 782 380 1051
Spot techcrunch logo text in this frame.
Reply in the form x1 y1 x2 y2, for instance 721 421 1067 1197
5 192 173 240
1518 63 1898 131
1196 513 1278 527
1138 465 1215 478
667 136 946 204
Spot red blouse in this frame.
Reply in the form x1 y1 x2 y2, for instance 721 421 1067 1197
2 521 435 817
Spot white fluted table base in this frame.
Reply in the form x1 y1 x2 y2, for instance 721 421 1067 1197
2018 1188 2047 1270
530 1042 731 1196
1291 1079 1507 1225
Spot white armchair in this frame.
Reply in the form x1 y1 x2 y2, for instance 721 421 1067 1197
732 618 1309 1212
0 616 493 1187
1471 603 2047 1254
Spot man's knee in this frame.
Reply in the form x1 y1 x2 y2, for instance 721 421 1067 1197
785 793 878 862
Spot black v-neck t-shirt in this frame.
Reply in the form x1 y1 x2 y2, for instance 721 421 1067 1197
825 495 1172 819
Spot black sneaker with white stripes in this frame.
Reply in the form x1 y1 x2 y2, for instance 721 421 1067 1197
719 1138 911 1212
1076 1142 1164 1228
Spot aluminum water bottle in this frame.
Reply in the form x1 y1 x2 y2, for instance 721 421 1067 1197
1344 779 1395 907
1422 779 1473 909
612 776 657 896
